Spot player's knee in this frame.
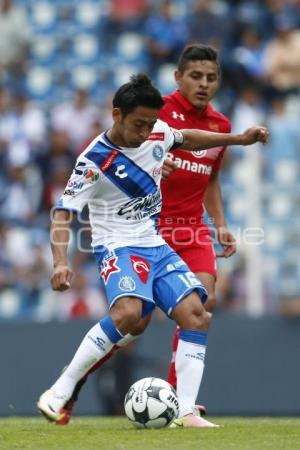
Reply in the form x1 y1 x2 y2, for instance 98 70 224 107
188 307 210 331
174 300 210 332
111 297 142 334
130 314 151 335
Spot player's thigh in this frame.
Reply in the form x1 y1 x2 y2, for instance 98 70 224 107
173 234 217 313
196 272 216 313
95 246 156 318
153 247 207 318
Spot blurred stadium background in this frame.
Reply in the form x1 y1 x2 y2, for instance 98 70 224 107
1 0 300 417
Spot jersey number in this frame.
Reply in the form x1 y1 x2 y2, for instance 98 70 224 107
178 272 199 288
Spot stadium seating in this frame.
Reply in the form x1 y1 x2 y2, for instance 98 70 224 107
1 0 299 320
156 63 177 93
73 34 99 62
71 64 98 90
75 1 103 30
26 66 53 100
30 1 57 32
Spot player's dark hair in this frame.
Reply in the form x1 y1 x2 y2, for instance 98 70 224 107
113 74 164 117
177 44 221 74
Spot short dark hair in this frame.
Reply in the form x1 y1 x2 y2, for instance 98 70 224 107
177 44 221 74
112 74 164 117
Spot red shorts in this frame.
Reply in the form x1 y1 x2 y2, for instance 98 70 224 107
160 227 217 278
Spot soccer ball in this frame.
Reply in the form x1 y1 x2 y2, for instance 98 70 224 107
124 377 179 429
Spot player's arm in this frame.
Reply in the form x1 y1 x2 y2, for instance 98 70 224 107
50 153 101 291
175 126 269 151
204 171 236 258
50 209 74 291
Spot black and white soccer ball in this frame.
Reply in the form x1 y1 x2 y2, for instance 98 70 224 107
124 377 179 429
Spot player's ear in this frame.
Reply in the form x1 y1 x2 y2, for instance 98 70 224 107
112 107 122 123
175 70 183 86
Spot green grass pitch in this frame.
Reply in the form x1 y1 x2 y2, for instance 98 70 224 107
0 417 300 450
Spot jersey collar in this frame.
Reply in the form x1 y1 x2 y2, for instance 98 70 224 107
103 131 122 149
172 90 211 117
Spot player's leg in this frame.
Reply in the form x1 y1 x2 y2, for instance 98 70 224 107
37 296 143 422
167 326 179 388
75 314 151 388
171 292 217 425
154 246 217 427
170 293 218 427
198 273 217 313
167 237 217 389
56 314 152 425
167 272 216 388
38 246 156 423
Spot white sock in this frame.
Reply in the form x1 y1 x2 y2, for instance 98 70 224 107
51 323 116 401
175 338 206 417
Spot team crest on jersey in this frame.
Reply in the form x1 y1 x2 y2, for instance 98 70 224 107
152 145 164 161
130 255 150 283
119 276 136 292
100 254 120 284
191 150 207 158
84 168 99 183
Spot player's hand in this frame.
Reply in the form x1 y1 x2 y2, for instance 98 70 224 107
216 227 237 258
51 265 73 291
240 127 269 145
162 158 178 180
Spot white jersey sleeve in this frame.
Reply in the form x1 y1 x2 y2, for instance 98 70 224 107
157 119 176 151
56 154 101 213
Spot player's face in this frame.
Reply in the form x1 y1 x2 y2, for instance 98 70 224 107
175 60 220 110
115 106 159 148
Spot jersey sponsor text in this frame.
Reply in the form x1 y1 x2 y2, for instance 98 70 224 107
168 153 212 175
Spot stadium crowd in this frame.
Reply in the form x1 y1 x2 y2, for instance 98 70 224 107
0 0 300 320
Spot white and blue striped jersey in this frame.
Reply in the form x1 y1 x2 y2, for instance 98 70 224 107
56 119 176 250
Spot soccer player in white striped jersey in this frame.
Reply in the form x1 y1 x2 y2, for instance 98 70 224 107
37 74 268 427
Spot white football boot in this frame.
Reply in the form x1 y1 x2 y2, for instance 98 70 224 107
37 389 69 422
170 412 219 428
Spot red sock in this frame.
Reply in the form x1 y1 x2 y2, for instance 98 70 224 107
167 327 180 388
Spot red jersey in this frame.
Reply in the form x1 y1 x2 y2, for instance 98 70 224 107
158 90 231 231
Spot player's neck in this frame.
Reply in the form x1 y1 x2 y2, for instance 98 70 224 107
106 127 126 147
195 104 208 115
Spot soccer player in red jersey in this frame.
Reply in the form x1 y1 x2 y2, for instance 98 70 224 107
159 44 236 390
